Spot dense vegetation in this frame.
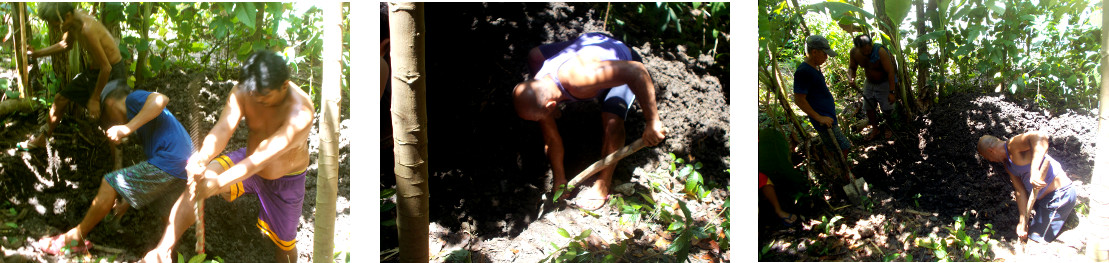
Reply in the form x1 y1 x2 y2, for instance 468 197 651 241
1 2 346 109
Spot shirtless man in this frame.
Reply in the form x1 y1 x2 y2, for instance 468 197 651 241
143 51 314 263
20 2 126 149
513 32 666 211
847 34 898 141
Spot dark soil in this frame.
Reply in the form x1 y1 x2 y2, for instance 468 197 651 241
379 2 729 262
0 69 350 262
759 92 1096 261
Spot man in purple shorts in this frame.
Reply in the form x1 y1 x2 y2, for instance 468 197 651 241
34 80 191 255
513 32 667 211
143 50 314 263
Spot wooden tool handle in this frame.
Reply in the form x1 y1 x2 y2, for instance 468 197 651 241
567 138 648 189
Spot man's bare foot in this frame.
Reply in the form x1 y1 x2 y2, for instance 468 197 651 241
572 180 610 211
17 134 46 150
142 249 172 263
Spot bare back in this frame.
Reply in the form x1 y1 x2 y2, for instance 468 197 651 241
235 83 315 180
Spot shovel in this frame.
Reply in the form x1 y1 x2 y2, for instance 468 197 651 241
826 127 867 204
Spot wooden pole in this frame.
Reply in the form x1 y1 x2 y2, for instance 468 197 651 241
1086 2 1109 260
389 2 429 262
312 2 343 262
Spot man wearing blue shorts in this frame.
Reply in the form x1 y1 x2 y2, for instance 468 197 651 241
513 32 667 210
35 80 191 255
144 51 315 263
793 35 852 172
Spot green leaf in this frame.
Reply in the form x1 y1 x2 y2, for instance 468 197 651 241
576 229 592 240
987 0 1006 15
908 30 948 47
380 202 395 212
381 219 396 227
8 208 15 216
178 253 186 263
558 228 571 238
885 0 912 26
188 254 207 263
4 222 16 229
806 2 876 20
381 189 397 199
693 162 703 170
235 3 257 29
678 166 693 177
665 220 683 230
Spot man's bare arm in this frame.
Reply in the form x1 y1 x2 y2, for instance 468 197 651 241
125 92 168 131
192 86 245 167
30 31 76 58
847 49 858 83
215 105 314 187
539 116 566 183
560 58 665 145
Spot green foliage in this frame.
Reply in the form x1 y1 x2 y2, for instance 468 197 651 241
914 215 995 262
607 2 729 64
381 188 397 227
540 228 595 263
445 249 472 263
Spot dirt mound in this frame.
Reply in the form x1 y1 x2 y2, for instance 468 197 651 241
760 92 1095 261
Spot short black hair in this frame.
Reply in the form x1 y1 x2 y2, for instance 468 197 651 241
36 2 75 23
853 34 872 48
238 50 290 94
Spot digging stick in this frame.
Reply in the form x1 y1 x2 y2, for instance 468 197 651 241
188 78 205 254
825 127 864 203
567 138 648 190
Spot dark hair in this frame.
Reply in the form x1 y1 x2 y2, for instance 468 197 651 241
36 2 75 23
853 34 872 48
100 81 132 115
238 50 290 94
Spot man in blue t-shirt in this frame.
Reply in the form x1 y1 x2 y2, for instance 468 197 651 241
34 79 192 255
793 34 851 157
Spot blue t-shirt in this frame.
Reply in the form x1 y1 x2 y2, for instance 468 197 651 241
126 90 193 179
793 62 838 130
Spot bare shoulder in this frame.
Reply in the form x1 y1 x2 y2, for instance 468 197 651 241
288 82 315 129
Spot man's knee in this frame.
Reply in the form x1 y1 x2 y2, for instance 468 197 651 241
601 113 624 135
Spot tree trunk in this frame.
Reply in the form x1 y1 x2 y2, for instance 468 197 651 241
389 2 429 263
1086 5 1109 261
311 2 342 263
12 2 30 98
135 3 151 86
914 0 930 112
766 47 808 144
253 3 266 48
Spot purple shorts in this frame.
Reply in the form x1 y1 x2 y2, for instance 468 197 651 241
214 148 307 251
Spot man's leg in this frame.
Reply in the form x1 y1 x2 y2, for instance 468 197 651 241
25 93 69 147
51 178 116 245
276 245 297 263
144 161 232 262
577 112 624 210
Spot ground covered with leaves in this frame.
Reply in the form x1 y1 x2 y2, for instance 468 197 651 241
379 2 730 262
759 93 1096 261
0 69 351 262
